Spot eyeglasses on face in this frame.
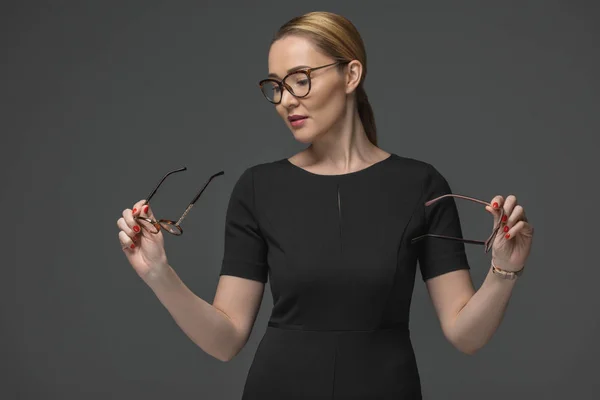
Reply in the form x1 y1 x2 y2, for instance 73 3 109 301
410 194 505 253
258 60 350 104
134 167 224 236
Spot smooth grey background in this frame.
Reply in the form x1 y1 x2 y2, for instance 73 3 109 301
3 1 599 399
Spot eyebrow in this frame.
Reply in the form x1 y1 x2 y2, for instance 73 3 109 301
268 65 311 79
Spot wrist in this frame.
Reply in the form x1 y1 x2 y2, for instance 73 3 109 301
491 259 525 280
141 261 172 286
491 257 524 273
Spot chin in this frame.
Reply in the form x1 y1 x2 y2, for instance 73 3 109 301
292 134 315 144
290 128 319 144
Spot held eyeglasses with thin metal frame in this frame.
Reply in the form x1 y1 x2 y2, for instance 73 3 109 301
258 61 350 104
134 167 224 236
410 194 505 253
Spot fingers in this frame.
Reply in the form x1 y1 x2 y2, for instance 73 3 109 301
504 220 533 240
503 202 530 239
502 195 518 221
131 199 147 216
117 199 149 250
125 199 156 231
117 199 158 251
117 214 140 251
490 195 504 211
122 208 141 234
484 193 533 242
485 195 504 226
117 217 137 238
133 199 156 220
119 230 137 250
486 195 520 228
506 204 525 227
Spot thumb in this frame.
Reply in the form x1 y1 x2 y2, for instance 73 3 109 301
132 199 157 220
140 201 156 220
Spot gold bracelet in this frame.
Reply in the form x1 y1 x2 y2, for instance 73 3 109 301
491 261 525 280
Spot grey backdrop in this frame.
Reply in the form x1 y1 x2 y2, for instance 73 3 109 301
3 1 599 399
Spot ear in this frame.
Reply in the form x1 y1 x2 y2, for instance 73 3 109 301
344 60 363 95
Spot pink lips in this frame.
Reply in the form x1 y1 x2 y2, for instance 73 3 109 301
288 115 308 128
288 115 307 122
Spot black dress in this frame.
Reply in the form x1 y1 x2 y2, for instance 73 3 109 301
219 153 470 399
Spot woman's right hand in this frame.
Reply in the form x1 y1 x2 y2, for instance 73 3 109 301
117 199 169 279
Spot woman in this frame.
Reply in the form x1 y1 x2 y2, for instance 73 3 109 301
116 11 533 399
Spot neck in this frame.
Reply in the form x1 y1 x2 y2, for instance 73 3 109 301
307 104 378 167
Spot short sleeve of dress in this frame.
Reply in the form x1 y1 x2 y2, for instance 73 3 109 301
417 164 470 282
219 167 269 283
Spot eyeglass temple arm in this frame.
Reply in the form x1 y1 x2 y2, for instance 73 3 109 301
419 193 505 253
174 171 225 226
425 193 491 208
425 192 505 224
309 61 345 73
143 167 187 205
411 232 497 253
411 234 486 245
264 60 348 86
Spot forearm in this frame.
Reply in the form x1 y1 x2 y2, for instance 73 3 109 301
450 265 518 355
142 265 240 362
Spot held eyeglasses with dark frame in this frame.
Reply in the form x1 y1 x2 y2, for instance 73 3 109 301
134 167 225 236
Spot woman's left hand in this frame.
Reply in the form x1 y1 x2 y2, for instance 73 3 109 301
485 195 534 272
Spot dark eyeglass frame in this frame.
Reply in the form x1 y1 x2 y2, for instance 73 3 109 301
258 60 350 104
134 167 225 236
410 194 505 253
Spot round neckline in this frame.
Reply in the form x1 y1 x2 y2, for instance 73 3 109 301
283 153 396 178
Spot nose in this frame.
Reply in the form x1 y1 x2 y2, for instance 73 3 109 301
280 86 299 108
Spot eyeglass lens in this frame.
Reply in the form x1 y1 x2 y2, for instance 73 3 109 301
261 71 310 103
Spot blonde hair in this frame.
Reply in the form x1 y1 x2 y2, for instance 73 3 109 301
273 11 377 146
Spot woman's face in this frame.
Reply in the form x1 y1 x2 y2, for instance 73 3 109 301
267 35 349 143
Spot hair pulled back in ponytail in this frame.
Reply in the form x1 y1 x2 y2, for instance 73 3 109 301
273 11 377 146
